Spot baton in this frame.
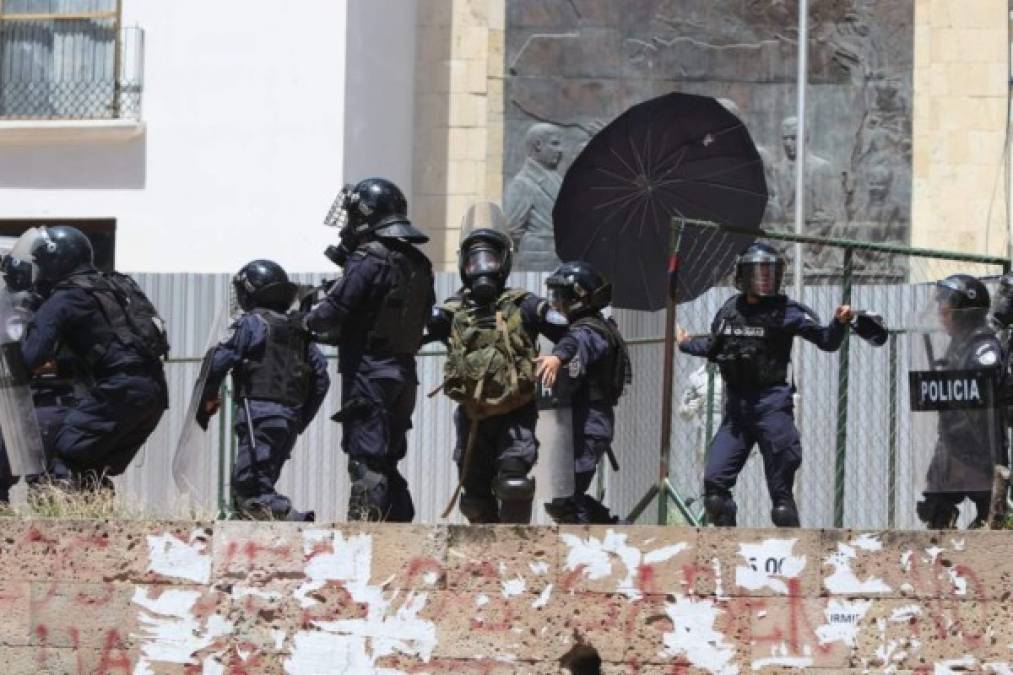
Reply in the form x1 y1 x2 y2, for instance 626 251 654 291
243 398 257 455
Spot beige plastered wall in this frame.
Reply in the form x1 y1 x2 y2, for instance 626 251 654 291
414 0 1011 272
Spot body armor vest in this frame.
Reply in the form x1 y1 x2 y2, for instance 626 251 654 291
571 314 631 405
233 309 312 408
363 241 434 355
57 272 169 369
710 295 792 390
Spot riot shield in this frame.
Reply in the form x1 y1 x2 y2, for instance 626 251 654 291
533 337 576 523
908 304 1003 523
0 280 45 476
172 302 231 507
459 202 509 243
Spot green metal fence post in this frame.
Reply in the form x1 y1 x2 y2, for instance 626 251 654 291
216 384 228 519
833 247 854 528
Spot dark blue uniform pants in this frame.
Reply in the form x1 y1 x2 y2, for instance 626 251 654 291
704 401 802 510
453 403 539 523
54 373 167 480
232 412 299 518
341 372 416 522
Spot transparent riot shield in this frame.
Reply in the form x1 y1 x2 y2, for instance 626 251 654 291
172 302 231 508
459 202 509 243
0 281 45 476
908 304 1003 521
533 336 576 522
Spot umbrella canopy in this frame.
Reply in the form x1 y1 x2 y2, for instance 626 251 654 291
553 92 768 311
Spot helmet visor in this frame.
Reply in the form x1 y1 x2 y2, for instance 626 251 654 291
463 247 502 277
11 227 52 282
741 261 781 296
323 184 355 229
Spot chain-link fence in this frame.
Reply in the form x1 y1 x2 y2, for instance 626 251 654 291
601 219 1010 530
0 5 142 120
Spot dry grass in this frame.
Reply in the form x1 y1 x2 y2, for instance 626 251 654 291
0 480 216 521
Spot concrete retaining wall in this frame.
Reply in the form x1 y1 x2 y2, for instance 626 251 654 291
0 522 1010 673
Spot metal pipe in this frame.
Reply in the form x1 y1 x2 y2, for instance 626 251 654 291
793 0 809 303
833 246 853 528
888 332 897 528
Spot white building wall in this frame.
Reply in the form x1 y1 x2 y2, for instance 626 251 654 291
0 0 354 273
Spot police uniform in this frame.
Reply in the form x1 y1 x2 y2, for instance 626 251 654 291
680 294 846 526
20 267 169 482
549 314 627 523
919 325 1005 527
428 289 565 523
306 238 434 522
203 309 329 519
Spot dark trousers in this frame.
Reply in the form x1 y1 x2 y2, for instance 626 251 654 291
704 402 802 509
232 412 299 518
341 372 416 522
454 403 538 523
54 373 167 479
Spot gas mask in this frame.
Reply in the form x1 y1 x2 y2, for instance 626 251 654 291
463 245 504 305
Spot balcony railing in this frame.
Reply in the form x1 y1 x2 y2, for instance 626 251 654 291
0 8 142 121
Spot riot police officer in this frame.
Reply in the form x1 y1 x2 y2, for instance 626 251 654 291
13 226 169 488
200 260 329 520
426 228 565 524
677 242 853 527
918 274 1005 529
536 261 630 524
305 177 435 522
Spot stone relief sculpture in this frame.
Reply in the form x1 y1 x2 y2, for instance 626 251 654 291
504 0 912 279
504 122 564 271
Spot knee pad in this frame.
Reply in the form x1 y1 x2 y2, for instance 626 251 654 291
493 457 535 502
704 494 737 527
916 495 958 529
459 494 498 523
771 502 800 528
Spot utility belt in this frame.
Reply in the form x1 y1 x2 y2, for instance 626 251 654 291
93 362 161 380
716 354 787 390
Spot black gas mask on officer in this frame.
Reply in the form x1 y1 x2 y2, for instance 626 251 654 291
458 228 512 306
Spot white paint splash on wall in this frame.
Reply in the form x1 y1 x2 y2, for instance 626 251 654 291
502 576 526 597
131 587 233 671
560 528 690 599
661 595 739 675
532 584 553 609
529 561 549 576
814 598 872 646
284 529 437 674
823 535 891 595
936 656 978 673
146 530 211 584
734 538 805 595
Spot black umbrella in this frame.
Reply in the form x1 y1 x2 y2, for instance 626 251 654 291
553 92 768 311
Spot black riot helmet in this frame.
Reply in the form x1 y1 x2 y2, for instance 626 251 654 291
734 242 785 298
12 225 94 283
233 259 298 312
1 254 32 292
459 228 512 305
325 177 429 246
991 271 1013 329
545 261 612 319
935 273 989 332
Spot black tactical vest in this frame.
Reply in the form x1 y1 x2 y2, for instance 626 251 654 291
233 309 312 408
571 314 631 405
710 295 792 390
363 240 434 355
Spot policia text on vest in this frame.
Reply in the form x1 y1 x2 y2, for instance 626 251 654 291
909 369 999 412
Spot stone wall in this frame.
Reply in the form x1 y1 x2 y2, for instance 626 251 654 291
1 521 1011 673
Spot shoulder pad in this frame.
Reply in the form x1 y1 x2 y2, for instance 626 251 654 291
500 288 531 305
361 241 390 260
789 300 821 323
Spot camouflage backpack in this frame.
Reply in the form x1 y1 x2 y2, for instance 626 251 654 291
442 289 539 419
